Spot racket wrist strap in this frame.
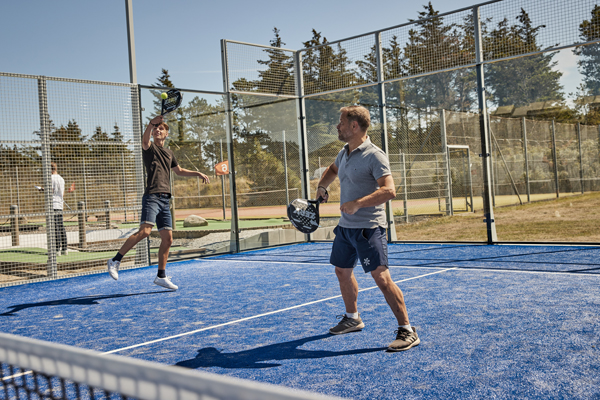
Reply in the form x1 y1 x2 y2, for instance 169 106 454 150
318 186 328 195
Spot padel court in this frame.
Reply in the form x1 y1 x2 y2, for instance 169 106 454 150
1 242 599 399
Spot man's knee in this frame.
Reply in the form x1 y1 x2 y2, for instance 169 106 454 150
138 225 153 238
371 266 393 288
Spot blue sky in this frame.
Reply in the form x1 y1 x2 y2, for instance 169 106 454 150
1 0 582 94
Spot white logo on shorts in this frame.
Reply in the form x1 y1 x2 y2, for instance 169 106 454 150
363 258 370 267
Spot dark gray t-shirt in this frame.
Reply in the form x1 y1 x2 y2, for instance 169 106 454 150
143 142 178 195
334 137 391 229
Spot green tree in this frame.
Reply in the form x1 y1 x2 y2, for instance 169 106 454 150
485 8 564 108
573 5 600 124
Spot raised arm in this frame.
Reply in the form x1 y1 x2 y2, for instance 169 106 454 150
142 115 164 150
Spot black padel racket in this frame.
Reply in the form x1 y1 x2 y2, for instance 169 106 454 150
287 197 323 234
161 89 183 116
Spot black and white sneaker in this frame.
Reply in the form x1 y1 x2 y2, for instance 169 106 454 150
329 314 365 335
387 327 420 352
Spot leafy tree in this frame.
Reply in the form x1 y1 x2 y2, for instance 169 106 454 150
402 3 471 111
573 5 600 123
485 8 564 108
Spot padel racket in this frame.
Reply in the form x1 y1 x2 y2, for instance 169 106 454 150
161 89 183 116
287 197 323 234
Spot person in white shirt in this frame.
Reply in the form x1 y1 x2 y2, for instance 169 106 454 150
38 162 68 256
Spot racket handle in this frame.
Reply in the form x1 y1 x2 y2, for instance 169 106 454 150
316 196 324 203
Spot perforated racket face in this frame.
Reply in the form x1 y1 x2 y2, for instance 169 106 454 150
161 89 183 115
287 198 320 234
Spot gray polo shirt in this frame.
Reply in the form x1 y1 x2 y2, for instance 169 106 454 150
334 136 391 229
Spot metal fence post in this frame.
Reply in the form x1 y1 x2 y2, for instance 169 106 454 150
551 120 559 197
376 31 397 242
522 117 531 203
10 205 19 247
105 200 111 230
77 201 87 249
440 110 452 215
474 6 497 243
402 153 408 223
39 77 57 278
294 49 311 243
221 40 240 252
577 122 584 194
283 130 290 206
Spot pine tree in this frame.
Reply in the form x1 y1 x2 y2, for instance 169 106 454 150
485 8 564 108
573 5 600 124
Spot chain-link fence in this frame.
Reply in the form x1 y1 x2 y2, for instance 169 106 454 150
6 0 600 286
0 73 147 286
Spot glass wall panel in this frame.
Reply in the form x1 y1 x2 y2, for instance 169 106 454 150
384 69 488 242
484 45 600 242
228 95 300 250
140 89 231 258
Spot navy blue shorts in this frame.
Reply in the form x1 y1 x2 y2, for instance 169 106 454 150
330 226 388 273
140 193 172 231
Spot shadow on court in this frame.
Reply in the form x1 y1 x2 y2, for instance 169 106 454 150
0 291 172 316
175 333 386 369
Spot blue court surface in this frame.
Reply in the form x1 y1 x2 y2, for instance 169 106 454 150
1 242 599 399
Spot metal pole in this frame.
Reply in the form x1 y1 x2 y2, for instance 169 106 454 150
376 32 397 241
440 110 451 215
522 117 531 203
220 138 226 220
294 49 311 242
10 205 19 247
402 153 408 223
283 130 290 206
125 0 137 84
82 157 89 219
467 149 474 212
15 169 21 211
446 148 454 216
221 40 240 251
551 120 559 198
121 153 127 222
39 78 57 277
474 6 497 243
577 122 584 194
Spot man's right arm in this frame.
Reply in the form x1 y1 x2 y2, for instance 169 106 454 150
316 163 338 202
142 116 163 150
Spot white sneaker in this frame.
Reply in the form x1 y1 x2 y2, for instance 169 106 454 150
62 249 69 256
153 276 178 290
107 259 120 280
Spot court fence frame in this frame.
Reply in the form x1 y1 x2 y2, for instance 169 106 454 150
3 0 600 287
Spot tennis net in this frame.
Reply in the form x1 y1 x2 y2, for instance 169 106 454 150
0 333 341 400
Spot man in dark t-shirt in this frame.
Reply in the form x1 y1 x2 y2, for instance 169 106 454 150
107 114 210 290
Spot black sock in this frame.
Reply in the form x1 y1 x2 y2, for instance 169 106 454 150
113 252 123 262
157 270 166 278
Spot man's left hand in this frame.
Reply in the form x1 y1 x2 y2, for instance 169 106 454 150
340 200 360 215
199 172 210 184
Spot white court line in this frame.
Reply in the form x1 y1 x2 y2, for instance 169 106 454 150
103 267 455 355
196 258 600 276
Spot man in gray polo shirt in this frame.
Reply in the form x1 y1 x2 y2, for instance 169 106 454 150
316 105 419 352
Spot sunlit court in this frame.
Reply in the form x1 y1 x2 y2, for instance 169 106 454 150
2 242 600 399
2 0 600 398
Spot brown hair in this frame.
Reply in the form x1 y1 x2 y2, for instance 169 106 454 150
340 106 370 131
51 162 57 173
157 122 169 131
